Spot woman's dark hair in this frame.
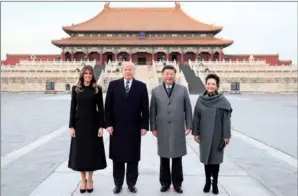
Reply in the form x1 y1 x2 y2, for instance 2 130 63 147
205 73 220 88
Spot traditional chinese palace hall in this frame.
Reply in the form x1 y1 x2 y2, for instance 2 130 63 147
2 2 292 66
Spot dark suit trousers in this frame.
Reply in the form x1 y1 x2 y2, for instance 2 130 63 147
113 161 139 187
159 157 183 187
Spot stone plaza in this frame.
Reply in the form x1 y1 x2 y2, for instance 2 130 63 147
1 93 297 196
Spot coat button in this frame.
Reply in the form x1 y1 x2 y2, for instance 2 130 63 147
168 111 171 114
168 121 171 124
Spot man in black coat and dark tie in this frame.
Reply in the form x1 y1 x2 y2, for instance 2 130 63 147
105 62 149 194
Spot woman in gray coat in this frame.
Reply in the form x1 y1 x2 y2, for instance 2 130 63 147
192 74 232 195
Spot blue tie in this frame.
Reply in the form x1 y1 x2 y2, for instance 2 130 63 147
167 87 172 96
125 80 130 94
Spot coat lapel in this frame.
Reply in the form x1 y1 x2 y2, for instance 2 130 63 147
122 77 135 99
120 78 126 99
169 84 177 104
158 85 170 103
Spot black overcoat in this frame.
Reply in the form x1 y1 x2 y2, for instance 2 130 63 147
68 85 107 171
105 78 149 162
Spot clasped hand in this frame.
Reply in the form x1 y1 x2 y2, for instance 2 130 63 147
106 126 147 136
194 136 230 146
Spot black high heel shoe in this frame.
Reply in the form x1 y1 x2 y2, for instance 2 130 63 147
80 180 87 193
87 180 93 193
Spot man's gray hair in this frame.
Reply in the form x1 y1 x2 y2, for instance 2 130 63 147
121 61 136 71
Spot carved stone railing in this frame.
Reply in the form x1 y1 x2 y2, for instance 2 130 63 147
18 59 96 66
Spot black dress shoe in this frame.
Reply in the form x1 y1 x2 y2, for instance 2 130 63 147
212 181 219 194
203 180 211 193
87 180 93 193
80 189 86 194
174 186 183 194
80 180 87 193
160 185 170 192
128 186 137 193
113 186 122 194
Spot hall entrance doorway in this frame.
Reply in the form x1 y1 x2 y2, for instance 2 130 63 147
138 57 146 65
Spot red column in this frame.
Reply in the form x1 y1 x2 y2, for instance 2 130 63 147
220 51 224 61
181 53 184 65
60 52 65 61
100 53 103 65
210 53 214 61
166 53 169 61
130 53 132 62
71 53 74 61
151 53 154 65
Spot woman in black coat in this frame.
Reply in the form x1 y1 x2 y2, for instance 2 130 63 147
192 74 232 195
68 65 107 193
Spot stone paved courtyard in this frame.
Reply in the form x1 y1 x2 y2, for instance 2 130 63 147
1 92 297 196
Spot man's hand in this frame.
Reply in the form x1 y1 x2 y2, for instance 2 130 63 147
98 128 103 137
185 128 191 135
107 126 114 135
70 128 76 137
141 129 147 136
224 138 230 145
152 130 157 137
194 136 200 143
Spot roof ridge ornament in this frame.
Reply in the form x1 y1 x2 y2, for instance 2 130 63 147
175 2 181 9
104 2 110 9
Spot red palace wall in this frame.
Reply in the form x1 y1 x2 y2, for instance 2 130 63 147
224 54 292 66
2 54 60 65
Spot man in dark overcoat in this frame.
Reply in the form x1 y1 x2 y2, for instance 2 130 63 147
105 62 149 194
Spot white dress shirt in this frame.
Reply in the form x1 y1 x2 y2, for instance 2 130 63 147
124 78 133 89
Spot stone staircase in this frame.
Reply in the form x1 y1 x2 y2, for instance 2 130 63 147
180 64 205 94
94 65 106 79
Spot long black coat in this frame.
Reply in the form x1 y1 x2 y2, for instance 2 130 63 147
105 78 149 162
68 85 107 171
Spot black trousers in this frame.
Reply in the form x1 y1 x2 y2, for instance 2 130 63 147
113 161 139 187
204 164 220 182
159 157 183 188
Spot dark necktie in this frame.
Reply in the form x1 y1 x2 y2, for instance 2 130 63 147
166 87 172 96
125 80 130 94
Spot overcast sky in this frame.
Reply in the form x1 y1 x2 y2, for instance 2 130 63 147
1 2 297 63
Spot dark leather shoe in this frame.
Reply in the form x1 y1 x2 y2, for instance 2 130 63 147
203 180 211 193
160 185 170 192
86 180 93 193
174 186 183 194
113 186 122 194
80 189 86 193
128 186 137 193
212 181 219 194
80 180 87 193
